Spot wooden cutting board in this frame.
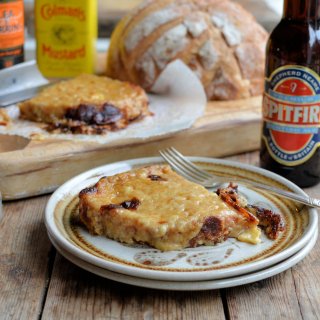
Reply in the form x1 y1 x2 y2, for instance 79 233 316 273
0 96 262 200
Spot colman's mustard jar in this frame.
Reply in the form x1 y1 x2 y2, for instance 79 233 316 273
35 0 97 78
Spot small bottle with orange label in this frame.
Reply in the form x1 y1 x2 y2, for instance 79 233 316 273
0 0 24 69
35 0 97 78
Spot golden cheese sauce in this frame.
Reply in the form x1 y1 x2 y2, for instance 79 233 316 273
35 0 97 78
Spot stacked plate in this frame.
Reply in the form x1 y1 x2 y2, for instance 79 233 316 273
45 157 318 291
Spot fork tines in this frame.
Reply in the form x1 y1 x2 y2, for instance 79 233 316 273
159 147 212 183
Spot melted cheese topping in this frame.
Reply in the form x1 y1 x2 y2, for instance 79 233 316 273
80 166 260 251
80 165 260 251
25 74 145 107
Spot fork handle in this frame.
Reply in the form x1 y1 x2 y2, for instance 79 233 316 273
220 180 320 209
249 182 320 208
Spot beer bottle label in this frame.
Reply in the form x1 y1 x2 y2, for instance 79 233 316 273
0 0 24 68
262 65 320 166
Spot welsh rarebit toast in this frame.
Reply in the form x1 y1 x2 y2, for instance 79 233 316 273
19 74 150 134
78 165 284 251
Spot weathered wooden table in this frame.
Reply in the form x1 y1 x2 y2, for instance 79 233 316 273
1 151 319 320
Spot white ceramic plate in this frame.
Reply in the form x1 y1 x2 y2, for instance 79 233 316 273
45 157 318 281
48 229 318 291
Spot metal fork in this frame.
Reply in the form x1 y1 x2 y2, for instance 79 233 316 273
159 147 320 209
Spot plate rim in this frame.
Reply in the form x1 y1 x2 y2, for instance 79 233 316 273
48 228 318 291
45 156 318 281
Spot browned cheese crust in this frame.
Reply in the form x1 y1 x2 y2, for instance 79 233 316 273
78 165 264 251
18 74 151 134
106 0 268 100
217 183 285 240
0 109 10 126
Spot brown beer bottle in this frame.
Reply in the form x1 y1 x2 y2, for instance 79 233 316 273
260 0 320 187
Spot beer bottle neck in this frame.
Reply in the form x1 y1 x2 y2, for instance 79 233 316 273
283 0 320 20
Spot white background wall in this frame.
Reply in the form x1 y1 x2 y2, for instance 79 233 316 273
237 0 283 30
24 0 284 32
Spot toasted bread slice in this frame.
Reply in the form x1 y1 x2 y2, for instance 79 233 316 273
19 74 150 134
78 165 264 251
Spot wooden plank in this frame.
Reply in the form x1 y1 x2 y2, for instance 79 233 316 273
291 244 320 320
291 184 320 320
223 272 303 319
41 254 225 320
0 196 52 320
0 96 262 200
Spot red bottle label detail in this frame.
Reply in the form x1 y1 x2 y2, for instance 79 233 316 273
262 65 320 166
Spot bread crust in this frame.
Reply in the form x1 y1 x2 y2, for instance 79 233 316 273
106 0 268 101
0 109 10 126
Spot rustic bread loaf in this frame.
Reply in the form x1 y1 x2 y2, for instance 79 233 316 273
106 0 268 101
